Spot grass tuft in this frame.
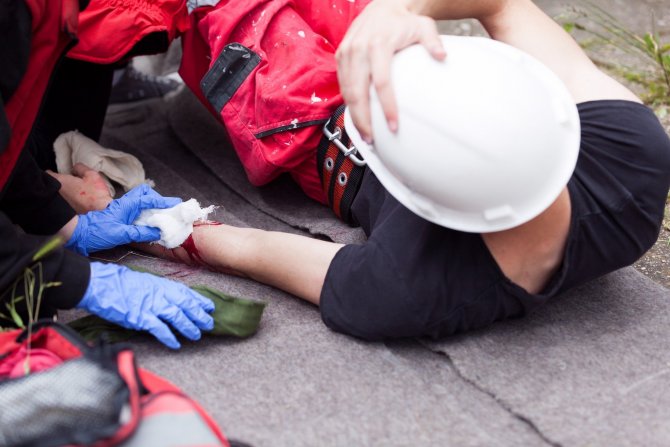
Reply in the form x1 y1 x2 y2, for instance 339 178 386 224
0 240 64 375
561 1 670 111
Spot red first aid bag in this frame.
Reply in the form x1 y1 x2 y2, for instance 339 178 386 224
0 321 230 447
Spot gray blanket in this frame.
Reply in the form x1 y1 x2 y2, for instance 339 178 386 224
62 89 669 446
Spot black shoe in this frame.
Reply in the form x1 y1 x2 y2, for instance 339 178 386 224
109 66 181 104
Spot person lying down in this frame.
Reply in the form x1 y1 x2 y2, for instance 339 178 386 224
59 0 670 342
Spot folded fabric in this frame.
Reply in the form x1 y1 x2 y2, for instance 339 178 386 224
54 130 153 197
134 198 216 248
68 284 267 344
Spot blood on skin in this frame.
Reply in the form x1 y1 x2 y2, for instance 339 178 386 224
172 221 222 270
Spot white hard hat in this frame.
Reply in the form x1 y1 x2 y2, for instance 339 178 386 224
344 35 580 233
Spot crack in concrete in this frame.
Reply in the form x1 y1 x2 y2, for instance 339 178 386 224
420 342 562 447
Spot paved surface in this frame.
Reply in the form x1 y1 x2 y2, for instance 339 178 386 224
67 3 670 445
58 84 670 446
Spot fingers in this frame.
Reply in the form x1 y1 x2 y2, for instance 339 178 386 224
336 5 443 144
144 315 181 349
118 185 181 223
123 184 181 208
46 169 65 182
138 193 181 211
126 225 162 244
153 277 214 341
72 162 96 178
156 302 203 341
47 170 79 191
174 287 215 331
184 288 215 313
369 42 398 133
337 40 374 144
417 16 446 61
124 184 182 210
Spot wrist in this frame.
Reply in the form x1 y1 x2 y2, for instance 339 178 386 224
77 261 98 310
64 213 90 256
57 215 79 243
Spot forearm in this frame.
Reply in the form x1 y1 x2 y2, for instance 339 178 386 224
144 224 344 305
404 0 509 21
233 228 343 304
409 0 638 103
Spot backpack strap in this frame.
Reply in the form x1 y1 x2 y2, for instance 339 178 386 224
317 105 366 226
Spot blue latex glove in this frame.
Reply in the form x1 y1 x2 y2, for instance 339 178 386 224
78 262 215 349
65 184 181 256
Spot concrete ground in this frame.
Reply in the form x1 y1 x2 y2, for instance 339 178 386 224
68 2 670 446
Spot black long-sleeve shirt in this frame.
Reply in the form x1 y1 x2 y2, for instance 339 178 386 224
0 0 90 322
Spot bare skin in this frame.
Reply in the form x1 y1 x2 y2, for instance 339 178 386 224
51 163 114 242
140 224 343 304
49 166 340 303
48 163 113 214
57 0 642 305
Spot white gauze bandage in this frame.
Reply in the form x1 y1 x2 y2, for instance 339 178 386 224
134 198 216 248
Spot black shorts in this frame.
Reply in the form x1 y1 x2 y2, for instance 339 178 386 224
320 100 670 341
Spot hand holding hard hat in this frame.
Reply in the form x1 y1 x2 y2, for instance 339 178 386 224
335 0 446 143
344 35 580 233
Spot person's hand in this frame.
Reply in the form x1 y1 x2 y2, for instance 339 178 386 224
65 184 181 256
336 0 445 143
47 163 114 214
78 262 215 349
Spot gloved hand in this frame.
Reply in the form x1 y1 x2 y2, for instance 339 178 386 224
65 184 180 256
78 262 215 349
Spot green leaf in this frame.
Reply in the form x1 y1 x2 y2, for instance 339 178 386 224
644 33 658 55
563 23 576 33
662 54 670 70
32 237 63 262
8 304 24 329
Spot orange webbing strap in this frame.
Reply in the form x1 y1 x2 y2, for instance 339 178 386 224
317 105 366 226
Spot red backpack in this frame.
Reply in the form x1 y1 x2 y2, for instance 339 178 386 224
0 321 231 447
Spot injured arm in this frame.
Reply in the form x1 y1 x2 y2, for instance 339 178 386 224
141 223 344 305
51 166 340 305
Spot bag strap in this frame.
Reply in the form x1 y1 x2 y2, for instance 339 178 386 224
317 105 366 226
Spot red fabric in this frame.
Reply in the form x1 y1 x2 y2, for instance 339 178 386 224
0 327 84 361
68 0 190 64
94 350 142 447
0 347 63 378
0 0 79 190
180 0 371 203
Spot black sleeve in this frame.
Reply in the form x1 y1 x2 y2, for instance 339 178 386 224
0 212 90 323
0 148 76 235
0 0 32 154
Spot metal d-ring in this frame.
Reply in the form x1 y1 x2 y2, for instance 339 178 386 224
322 120 367 167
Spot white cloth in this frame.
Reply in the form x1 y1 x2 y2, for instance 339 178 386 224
54 130 153 197
134 199 216 248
